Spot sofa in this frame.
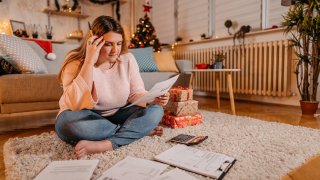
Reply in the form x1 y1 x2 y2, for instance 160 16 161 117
0 35 191 132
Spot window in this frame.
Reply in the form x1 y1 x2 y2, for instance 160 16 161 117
177 0 210 42
151 0 211 44
262 0 289 29
135 0 289 44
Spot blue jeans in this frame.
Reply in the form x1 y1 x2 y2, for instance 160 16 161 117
55 105 164 149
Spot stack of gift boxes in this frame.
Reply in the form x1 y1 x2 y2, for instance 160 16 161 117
162 87 202 128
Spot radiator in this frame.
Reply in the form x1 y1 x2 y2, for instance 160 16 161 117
174 40 293 97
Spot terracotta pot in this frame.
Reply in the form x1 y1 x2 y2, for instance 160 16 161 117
300 101 319 115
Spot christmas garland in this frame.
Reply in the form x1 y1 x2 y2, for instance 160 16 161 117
89 0 118 4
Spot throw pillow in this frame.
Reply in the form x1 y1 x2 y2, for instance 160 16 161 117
129 47 159 72
0 34 48 73
153 51 179 72
0 55 20 75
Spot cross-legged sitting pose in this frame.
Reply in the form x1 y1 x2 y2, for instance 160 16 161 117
55 15 168 159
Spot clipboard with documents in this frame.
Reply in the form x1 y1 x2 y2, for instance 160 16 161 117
154 144 236 179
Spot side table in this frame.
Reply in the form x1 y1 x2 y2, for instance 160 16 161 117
185 69 240 115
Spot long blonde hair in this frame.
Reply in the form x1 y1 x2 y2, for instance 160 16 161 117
58 16 128 83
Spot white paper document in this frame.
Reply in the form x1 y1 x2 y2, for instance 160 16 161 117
97 156 169 180
125 75 179 108
153 168 199 180
34 159 99 180
154 145 236 179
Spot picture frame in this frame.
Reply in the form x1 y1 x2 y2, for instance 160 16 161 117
9 20 26 33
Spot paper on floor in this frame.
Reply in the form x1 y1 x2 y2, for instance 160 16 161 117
34 159 99 180
153 168 199 180
97 156 168 180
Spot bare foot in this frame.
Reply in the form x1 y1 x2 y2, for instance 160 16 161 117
74 140 113 159
148 126 164 136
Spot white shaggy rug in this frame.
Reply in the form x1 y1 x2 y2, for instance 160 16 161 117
3 110 320 180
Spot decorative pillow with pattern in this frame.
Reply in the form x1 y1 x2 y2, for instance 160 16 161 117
0 55 20 75
129 47 159 72
0 34 48 73
153 51 179 72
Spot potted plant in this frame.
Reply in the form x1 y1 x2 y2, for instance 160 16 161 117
31 24 38 39
282 0 320 114
210 51 225 69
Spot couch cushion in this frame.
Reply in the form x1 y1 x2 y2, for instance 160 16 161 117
25 41 78 74
153 51 179 72
0 101 59 114
0 55 20 75
0 109 58 132
0 74 62 103
0 34 48 73
129 47 159 72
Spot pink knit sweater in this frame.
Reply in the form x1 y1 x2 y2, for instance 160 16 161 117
58 53 147 116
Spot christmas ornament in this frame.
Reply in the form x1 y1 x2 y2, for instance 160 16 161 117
13 29 29 38
143 1 152 13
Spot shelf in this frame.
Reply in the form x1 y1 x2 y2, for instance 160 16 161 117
22 37 65 44
66 36 83 40
42 8 89 18
119 0 128 5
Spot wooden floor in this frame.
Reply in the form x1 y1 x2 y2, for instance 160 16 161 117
1 96 320 179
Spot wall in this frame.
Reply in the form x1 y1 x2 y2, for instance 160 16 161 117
0 0 132 43
174 28 307 106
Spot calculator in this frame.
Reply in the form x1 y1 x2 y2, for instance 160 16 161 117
168 134 208 146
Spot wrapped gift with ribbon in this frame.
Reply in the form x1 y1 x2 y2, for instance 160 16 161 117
165 100 198 116
162 113 202 128
169 86 193 102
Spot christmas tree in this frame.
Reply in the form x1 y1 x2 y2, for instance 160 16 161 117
128 2 161 52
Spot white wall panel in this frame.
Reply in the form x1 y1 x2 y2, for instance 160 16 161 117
151 0 175 44
134 0 147 28
215 0 261 36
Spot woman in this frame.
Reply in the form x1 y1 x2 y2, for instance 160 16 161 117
55 16 168 159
